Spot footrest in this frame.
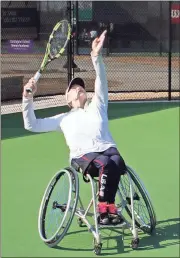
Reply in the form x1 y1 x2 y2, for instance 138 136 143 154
98 221 128 229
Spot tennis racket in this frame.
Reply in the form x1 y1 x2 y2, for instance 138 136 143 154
26 19 71 93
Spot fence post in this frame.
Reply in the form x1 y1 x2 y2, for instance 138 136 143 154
67 1 73 84
106 22 110 56
159 1 163 56
168 1 172 101
75 1 79 55
63 1 79 77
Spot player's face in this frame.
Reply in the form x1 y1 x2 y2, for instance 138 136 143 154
68 85 87 106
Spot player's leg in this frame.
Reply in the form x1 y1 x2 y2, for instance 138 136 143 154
101 147 127 224
106 155 126 223
92 155 111 224
71 148 126 225
92 152 125 225
72 154 113 225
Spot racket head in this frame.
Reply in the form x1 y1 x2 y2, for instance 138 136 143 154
49 20 71 58
40 20 71 71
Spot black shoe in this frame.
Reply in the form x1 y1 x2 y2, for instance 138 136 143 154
98 213 110 225
109 213 124 225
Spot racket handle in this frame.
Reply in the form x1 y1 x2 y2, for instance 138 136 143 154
25 71 41 94
34 71 41 82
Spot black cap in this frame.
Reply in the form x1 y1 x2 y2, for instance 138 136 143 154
67 77 85 93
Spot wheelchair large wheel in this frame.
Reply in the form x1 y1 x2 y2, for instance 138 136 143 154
117 165 156 234
38 167 79 247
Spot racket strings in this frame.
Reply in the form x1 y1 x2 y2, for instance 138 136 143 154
49 22 69 58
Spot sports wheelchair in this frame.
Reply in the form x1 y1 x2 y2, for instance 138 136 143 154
38 164 156 255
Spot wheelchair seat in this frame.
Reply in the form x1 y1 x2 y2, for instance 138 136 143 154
71 159 99 183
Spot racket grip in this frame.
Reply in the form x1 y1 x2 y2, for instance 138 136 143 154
25 71 41 94
34 71 41 82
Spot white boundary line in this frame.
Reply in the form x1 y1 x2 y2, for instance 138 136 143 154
1 99 179 116
110 100 180 104
1 92 179 115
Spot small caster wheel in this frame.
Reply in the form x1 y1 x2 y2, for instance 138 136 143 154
94 244 102 255
93 238 102 255
77 218 83 227
131 238 139 249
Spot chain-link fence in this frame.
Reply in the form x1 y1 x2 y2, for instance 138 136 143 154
1 1 180 114
73 1 180 101
1 0 69 113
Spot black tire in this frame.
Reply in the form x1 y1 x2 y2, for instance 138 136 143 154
117 165 156 234
77 218 84 227
93 238 102 255
38 167 79 247
131 238 139 249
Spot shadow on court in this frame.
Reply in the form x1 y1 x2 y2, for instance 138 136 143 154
1 102 179 140
52 228 129 256
136 218 180 251
52 218 180 255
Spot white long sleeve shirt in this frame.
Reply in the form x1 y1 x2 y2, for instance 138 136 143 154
22 54 116 161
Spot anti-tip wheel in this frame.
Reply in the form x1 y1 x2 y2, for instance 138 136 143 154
131 238 139 249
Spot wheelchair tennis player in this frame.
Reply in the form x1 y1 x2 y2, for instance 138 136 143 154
22 30 127 225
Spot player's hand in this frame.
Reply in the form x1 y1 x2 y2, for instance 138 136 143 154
91 30 107 56
23 77 37 98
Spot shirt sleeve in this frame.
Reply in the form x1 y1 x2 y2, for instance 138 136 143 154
22 97 65 133
90 53 108 111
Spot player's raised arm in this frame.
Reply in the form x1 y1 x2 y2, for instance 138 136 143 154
90 30 108 110
22 78 65 133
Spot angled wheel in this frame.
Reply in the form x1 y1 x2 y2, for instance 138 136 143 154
116 165 156 234
38 167 79 247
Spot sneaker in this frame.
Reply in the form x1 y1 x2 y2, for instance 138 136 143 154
107 203 123 224
97 202 109 225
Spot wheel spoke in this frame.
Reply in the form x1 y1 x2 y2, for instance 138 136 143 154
38 168 79 245
118 167 156 233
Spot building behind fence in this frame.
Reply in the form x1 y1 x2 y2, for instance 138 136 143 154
1 1 180 112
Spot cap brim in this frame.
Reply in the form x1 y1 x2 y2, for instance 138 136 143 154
67 77 85 93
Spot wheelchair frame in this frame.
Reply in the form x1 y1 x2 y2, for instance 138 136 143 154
38 165 156 255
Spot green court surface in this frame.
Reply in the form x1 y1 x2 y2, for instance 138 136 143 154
1 102 180 257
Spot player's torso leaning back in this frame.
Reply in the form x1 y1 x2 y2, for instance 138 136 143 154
60 105 116 159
